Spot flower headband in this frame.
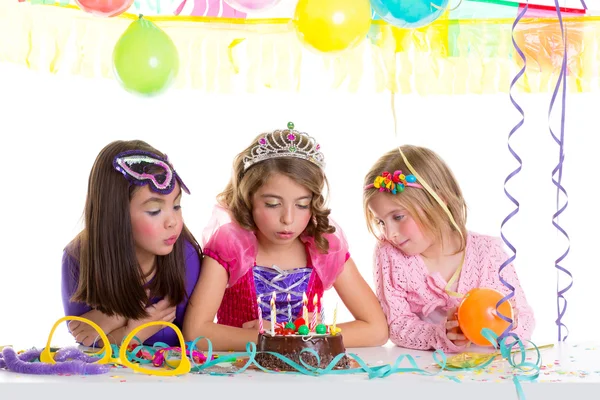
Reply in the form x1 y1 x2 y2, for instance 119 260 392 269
113 150 190 195
364 170 423 194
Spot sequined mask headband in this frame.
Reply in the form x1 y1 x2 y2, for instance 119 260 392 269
243 122 325 171
113 150 190 195
364 170 422 194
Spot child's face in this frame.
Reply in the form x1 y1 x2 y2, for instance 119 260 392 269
368 193 432 256
129 183 184 262
251 173 313 247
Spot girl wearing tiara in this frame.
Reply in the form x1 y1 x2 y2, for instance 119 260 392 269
363 145 535 352
62 140 202 347
184 123 388 350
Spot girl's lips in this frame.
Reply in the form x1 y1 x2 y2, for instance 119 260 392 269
164 235 178 245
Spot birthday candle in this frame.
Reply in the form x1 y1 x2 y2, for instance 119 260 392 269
287 293 292 322
332 302 338 331
257 296 264 333
271 292 277 336
319 296 325 324
270 292 276 336
311 294 318 331
302 292 308 326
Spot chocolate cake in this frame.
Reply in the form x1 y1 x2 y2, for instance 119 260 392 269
254 332 350 371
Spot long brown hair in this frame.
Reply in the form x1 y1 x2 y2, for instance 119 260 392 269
68 140 201 320
363 145 468 252
219 132 334 253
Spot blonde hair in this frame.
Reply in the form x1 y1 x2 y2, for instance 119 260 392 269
218 132 335 253
363 145 468 252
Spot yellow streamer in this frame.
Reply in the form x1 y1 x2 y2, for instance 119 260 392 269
40 316 118 365
40 316 191 376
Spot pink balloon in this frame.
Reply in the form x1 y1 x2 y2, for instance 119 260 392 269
224 0 281 13
174 0 247 18
75 0 134 17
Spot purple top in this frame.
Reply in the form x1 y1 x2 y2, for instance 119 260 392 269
253 265 311 324
61 240 201 347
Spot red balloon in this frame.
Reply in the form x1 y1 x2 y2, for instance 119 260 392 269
457 288 513 347
75 0 134 17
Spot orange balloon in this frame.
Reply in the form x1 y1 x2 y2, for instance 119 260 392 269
457 288 513 347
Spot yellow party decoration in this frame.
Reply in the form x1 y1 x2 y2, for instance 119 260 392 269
293 0 372 54
39 316 191 376
441 344 554 369
2 2 600 94
119 321 191 376
40 316 119 365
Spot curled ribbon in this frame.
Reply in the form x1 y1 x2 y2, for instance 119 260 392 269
496 0 529 341
15 316 541 399
549 0 573 343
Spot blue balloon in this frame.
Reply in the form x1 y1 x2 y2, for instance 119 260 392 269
370 0 449 29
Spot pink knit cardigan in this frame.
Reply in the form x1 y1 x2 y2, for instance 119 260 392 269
374 232 535 353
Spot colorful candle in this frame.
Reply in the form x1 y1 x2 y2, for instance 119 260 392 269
270 292 276 336
287 293 292 322
257 296 263 333
302 292 308 326
332 302 338 331
311 294 318 331
319 296 325 324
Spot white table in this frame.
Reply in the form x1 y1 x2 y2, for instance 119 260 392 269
2 342 599 400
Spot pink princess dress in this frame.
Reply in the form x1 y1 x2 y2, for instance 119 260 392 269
202 205 350 327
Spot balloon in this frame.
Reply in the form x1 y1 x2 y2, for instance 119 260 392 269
74 0 134 17
293 0 372 54
457 288 513 347
112 17 179 96
224 0 281 13
370 0 449 29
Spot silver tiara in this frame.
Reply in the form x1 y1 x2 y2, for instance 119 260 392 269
243 122 325 171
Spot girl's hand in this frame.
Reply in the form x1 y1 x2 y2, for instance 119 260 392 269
129 298 177 330
68 312 127 347
69 321 107 347
445 307 469 346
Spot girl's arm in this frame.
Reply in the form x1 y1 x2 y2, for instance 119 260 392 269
331 257 389 347
375 244 466 352
67 310 128 346
183 256 259 351
103 301 177 345
70 299 176 346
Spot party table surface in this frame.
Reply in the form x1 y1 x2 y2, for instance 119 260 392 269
1 342 599 400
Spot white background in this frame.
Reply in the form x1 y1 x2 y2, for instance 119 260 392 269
0 52 595 348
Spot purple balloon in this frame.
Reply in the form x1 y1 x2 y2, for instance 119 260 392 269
224 0 281 12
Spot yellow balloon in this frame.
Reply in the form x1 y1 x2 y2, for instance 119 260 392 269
293 0 372 54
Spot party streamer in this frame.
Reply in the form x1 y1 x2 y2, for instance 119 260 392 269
496 1 529 339
549 0 572 342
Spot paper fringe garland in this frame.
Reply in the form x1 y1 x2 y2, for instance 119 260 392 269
1 2 600 94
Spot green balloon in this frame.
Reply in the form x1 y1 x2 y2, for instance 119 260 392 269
113 16 179 96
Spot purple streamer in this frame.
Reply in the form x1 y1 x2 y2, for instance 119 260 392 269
549 1 572 342
579 0 587 9
0 347 109 375
496 2 530 341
